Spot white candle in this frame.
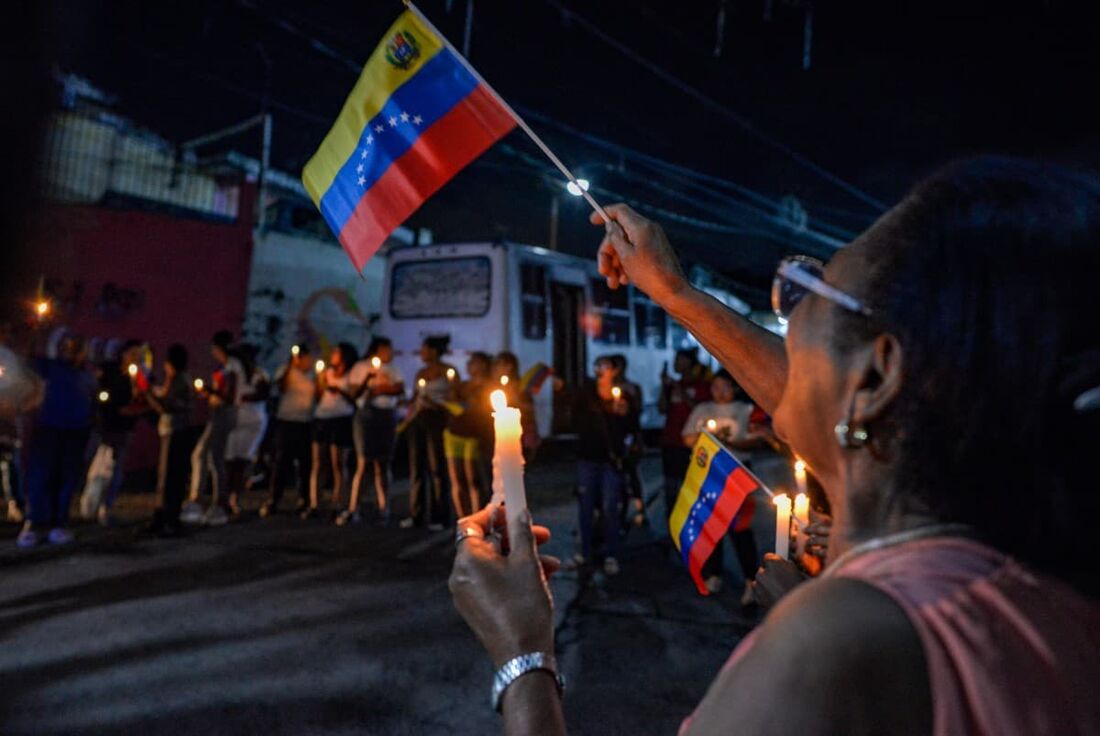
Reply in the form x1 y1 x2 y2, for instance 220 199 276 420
315 360 325 374
611 385 621 400
127 363 138 377
291 344 300 357
447 367 456 381
500 375 509 386
793 492 810 557
794 458 808 497
706 418 718 432
371 356 382 370
193 378 204 391
490 389 526 527
773 493 792 560
417 377 427 390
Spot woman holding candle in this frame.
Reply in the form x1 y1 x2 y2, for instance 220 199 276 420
449 159 1100 734
302 342 357 520
401 335 456 530
493 352 540 461
344 337 404 526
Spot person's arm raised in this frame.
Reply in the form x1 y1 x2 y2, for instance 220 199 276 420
592 205 787 415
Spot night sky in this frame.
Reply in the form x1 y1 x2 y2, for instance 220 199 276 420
45 0 1100 304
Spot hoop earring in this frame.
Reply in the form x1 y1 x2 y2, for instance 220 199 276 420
834 421 869 449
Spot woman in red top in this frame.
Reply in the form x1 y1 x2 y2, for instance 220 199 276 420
448 158 1100 735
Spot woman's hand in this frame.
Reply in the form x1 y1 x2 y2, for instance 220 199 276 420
751 553 809 610
590 204 690 303
449 506 560 668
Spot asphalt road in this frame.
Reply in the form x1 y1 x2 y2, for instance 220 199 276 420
0 453 760 735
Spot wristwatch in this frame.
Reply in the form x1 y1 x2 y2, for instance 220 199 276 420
491 652 565 713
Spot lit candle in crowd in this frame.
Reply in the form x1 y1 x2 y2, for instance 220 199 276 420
98 390 110 403
489 389 526 525
794 458 808 497
127 363 139 377
418 377 427 390
611 385 622 400
193 378 204 391
773 493 792 559
447 367 456 381
315 359 325 374
500 375 509 386
706 418 718 432
291 344 300 356
35 300 49 318
793 492 810 529
371 356 382 370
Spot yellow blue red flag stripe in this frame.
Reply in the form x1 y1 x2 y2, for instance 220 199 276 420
670 433 762 595
303 10 515 272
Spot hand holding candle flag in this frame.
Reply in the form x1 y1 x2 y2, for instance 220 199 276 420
671 431 769 595
302 2 608 273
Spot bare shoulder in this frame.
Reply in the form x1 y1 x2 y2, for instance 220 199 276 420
685 577 931 736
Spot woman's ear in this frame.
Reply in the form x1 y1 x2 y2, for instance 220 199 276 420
849 332 905 428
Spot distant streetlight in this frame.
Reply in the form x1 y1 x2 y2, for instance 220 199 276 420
565 178 590 197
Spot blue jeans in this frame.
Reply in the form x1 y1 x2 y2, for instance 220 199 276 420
25 426 90 528
577 460 624 560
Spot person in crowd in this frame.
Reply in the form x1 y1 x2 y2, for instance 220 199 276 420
493 351 540 461
682 369 764 599
444 351 493 520
658 347 711 524
303 342 357 519
0 322 43 523
80 338 146 526
400 335 454 531
183 330 243 527
224 343 269 519
610 354 646 527
566 355 640 576
448 159 1100 734
18 334 96 547
142 343 193 536
259 344 316 518
344 337 405 526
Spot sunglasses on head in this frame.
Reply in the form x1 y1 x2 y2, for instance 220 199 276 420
771 255 873 323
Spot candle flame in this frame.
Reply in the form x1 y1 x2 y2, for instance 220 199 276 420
194 378 204 390
371 356 382 369
500 375 509 386
127 364 139 377
446 367 456 380
35 300 49 316
773 493 791 508
794 459 807 475
98 390 110 403
611 386 622 399
706 419 717 431
490 389 508 412
315 360 325 373
291 345 300 356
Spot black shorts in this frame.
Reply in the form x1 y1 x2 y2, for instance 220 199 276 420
313 416 354 448
353 406 396 460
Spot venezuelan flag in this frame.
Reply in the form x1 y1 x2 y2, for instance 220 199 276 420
519 362 553 395
303 9 516 272
670 433 763 595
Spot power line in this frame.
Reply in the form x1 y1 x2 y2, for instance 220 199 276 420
541 0 889 213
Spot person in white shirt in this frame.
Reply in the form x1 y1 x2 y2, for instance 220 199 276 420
682 370 764 599
259 344 317 518
342 336 405 526
303 342 357 519
183 330 244 527
224 343 269 518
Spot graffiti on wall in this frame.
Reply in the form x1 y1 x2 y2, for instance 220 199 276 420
242 285 376 367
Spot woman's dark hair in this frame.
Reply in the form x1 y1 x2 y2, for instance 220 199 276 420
423 335 450 357
675 347 699 364
469 351 492 369
237 343 258 380
166 343 188 372
712 369 736 389
365 336 392 358
335 342 359 369
212 330 233 350
495 351 520 378
836 156 1100 593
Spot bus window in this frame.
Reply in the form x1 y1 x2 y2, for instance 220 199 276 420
632 291 667 349
590 278 631 345
669 320 695 350
520 263 547 340
390 257 491 319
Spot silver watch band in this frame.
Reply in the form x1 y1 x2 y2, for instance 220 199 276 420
491 652 565 713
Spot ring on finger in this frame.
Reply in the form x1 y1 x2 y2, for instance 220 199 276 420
455 525 486 547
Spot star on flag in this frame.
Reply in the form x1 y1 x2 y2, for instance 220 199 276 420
400 111 410 123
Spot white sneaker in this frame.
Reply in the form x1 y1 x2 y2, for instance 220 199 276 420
704 575 724 594
603 557 621 576
6 500 23 523
180 501 205 525
398 518 415 529
203 506 228 527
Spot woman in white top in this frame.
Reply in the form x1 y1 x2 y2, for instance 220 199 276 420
225 344 269 517
401 335 457 530
343 337 405 526
259 344 317 518
303 342 358 519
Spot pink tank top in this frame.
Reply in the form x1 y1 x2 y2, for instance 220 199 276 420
837 537 1100 736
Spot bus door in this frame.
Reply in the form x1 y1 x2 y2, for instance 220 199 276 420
549 274 587 434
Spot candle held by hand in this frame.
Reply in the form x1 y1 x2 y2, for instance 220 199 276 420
774 493 792 559
315 360 325 374
127 364 139 377
291 344 300 357
794 458 808 497
706 418 718 432
371 356 382 370
193 378 204 391
611 385 622 400
500 375 509 386
489 389 527 527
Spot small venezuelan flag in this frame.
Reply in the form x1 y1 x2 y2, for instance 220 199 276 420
670 433 763 595
303 9 516 272
519 362 553 395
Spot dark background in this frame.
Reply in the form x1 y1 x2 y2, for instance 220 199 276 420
39 0 1100 303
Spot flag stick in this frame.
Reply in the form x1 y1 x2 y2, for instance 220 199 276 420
404 0 611 223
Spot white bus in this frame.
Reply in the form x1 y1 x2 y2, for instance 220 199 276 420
376 241 753 436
